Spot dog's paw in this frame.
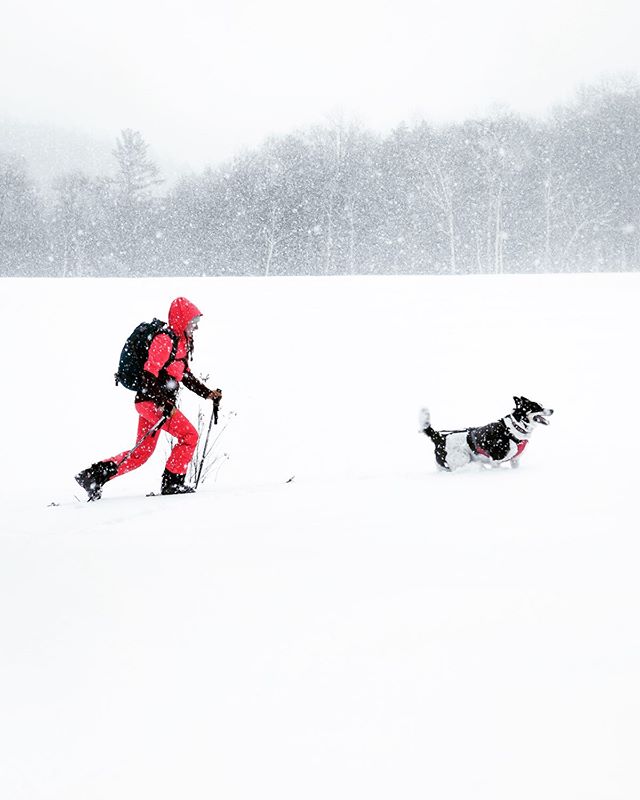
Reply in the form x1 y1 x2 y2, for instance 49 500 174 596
418 407 431 433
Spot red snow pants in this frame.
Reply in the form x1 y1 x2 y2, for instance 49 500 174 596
108 401 198 477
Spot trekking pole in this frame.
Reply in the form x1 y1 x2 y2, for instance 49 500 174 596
195 396 219 489
117 415 167 468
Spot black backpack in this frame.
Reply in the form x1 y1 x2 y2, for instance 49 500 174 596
115 319 179 391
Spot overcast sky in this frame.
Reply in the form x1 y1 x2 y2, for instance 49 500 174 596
2 0 639 168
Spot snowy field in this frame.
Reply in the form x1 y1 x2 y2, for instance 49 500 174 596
1 273 639 800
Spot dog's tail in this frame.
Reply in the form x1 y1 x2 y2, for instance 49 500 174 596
418 407 435 438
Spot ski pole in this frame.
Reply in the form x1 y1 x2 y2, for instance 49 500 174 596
195 401 218 489
117 415 167 468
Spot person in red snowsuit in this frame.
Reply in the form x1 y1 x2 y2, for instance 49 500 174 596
75 297 222 499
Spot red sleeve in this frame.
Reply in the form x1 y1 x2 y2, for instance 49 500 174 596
144 333 174 377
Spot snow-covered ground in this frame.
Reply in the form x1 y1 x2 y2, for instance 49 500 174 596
1 273 639 800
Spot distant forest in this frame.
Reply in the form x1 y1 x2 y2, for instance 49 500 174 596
2 80 640 277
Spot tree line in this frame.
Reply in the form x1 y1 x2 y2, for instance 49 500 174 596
2 80 640 277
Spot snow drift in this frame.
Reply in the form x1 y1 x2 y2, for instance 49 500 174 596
1 274 639 800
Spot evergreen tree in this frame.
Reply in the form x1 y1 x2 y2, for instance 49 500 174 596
111 129 163 272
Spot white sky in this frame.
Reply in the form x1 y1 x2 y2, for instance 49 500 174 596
2 0 640 167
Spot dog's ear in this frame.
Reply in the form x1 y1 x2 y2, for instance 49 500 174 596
513 396 522 407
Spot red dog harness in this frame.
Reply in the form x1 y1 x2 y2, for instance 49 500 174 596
475 439 528 461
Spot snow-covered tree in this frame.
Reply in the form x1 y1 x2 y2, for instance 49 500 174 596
111 129 164 272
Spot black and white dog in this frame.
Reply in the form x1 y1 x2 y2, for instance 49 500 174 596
419 396 553 471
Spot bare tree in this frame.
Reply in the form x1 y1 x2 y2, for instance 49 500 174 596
0 153 45 275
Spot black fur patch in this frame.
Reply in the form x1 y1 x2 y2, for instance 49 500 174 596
428 429 451 470
468 421 514 461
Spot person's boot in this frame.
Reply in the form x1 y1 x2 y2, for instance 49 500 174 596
161 468 195 495
75 460 118 501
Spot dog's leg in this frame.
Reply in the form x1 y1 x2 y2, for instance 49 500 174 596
510 458 520 469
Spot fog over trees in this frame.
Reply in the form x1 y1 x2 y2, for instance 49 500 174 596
2 80 640 277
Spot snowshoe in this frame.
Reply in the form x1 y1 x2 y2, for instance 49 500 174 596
75 460 118 501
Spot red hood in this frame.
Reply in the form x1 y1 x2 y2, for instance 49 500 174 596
168 297 202 335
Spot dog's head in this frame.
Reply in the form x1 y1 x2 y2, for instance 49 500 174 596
512 396 554 431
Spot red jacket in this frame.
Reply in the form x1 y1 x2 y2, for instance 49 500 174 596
137 297 211 407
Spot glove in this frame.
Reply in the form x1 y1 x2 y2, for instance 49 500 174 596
162 401 176 419
208 389 222 424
